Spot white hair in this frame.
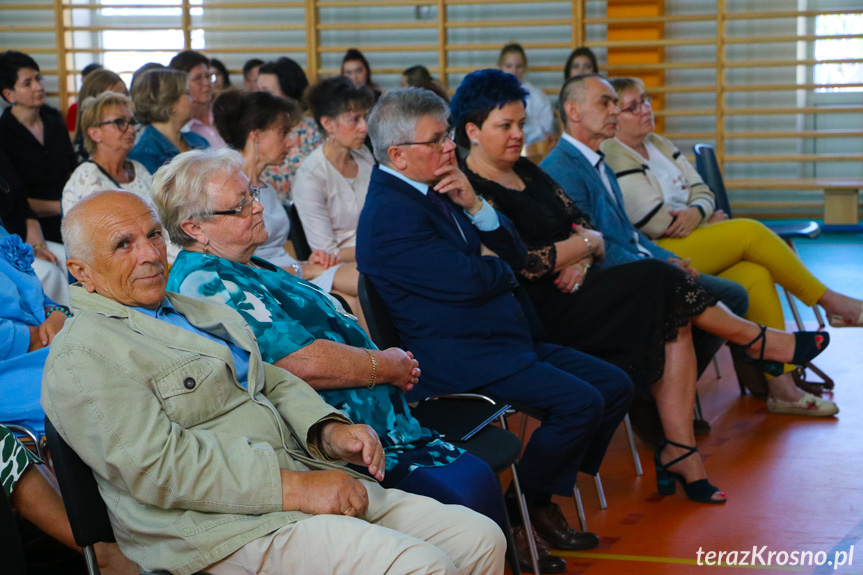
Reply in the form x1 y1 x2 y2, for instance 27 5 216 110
367 88 449 167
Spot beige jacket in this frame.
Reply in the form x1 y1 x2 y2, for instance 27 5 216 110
601 133 715 239
42 286 355 575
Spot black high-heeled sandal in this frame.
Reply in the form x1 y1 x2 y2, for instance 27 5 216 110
654 439 726 504
736 325 830 376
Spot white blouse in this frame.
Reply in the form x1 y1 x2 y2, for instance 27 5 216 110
62 160 154 216
292 145 374 255
645 139 691 211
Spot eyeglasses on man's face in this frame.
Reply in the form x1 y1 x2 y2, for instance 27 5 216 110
395 128 454 151
620 95 652 115
97 117 140 133
211 186 262 217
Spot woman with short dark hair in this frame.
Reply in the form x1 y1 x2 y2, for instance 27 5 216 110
169 49 225 148
0 50 77 245
564 46 599 80
292 75 375 262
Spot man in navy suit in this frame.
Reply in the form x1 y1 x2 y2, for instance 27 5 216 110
357 88 633 574
541 74 749 380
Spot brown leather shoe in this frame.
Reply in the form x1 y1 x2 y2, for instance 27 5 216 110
512 525 567 574
529 502 600 551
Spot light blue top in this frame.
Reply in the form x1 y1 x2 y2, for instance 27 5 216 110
129 125 210 174
0 227 55 434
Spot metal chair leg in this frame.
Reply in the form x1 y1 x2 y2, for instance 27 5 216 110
623 414 643 476
713 354 722 378
511 464 541 575
694 391 704 421
594 474 607 510
572 485 587 532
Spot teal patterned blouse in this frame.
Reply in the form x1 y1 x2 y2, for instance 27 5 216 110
167 250 462 485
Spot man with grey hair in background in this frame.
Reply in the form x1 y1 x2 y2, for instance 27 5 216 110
356 88 634 574
42 189 505 575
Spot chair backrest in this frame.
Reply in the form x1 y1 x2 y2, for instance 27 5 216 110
286 203 312 261
357 273 403 350
693 143 733 217
44 417 115 549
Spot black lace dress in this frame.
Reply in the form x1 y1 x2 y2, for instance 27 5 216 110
464 157 718 393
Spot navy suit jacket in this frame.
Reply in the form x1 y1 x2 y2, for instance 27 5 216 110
540 137 676 269
356 166 537 399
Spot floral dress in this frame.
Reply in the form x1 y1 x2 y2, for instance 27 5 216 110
261 115 323 204
167 249 462 485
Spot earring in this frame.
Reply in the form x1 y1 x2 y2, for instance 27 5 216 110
10 101 17 107
471 139 479 146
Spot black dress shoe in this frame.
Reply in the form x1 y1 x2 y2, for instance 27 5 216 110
512 525 568 574
529 502 599 551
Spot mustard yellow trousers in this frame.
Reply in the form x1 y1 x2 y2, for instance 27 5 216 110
658 218 827 333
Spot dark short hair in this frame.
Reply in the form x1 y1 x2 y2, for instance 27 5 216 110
402 65 433 86
209 58 231 87
341 49 374 86
131 68 188 124
242 58 264 78
449 68 528 149
0 51 40 103
169 50 210 73
213 89 300 150
258 57 309 102
564 47 599 80
306 75 374 132
81 63 104 78
557 73 605 129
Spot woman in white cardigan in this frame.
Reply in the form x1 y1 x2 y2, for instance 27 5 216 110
292 75 375 263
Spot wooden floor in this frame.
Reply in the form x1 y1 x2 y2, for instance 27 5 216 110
504 231 863 575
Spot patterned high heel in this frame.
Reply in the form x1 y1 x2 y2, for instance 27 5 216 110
654 439 726 504
736 325 830 376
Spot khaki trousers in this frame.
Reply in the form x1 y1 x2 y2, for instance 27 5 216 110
205 478 506 575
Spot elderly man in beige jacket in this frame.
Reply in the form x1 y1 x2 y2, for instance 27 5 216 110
41 190 505 575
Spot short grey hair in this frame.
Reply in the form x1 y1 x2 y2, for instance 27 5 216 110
62 190 151 262
367 88 450 166
151 148 245 247
558 73 604 131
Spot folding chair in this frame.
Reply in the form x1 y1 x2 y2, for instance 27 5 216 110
286 202 313 261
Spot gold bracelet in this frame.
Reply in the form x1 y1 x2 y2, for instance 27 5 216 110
31 243 46 250
363 348 377 390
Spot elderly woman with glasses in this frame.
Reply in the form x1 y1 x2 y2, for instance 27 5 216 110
601 77 863 397
129 68 210 174
451 69 833 506
62 92 151 215
154 147 506 529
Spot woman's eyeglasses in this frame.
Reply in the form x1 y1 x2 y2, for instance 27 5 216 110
211 186 262 217
620 95 653 115
96 117 140 132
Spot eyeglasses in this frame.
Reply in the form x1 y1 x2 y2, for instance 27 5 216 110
190 73 217 84
395 129 454 151
620 95 652 115
96 117 140 132
211 186 262 217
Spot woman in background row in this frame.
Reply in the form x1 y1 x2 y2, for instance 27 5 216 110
169 50 226 149
293 76 375 263
209 57 232 93
257 57 322 203
65 62 103 133
497 43 554 146
129 67 210 174
0 50 77 244
213 89 363 320
564 46 599 79
400 64 450 102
